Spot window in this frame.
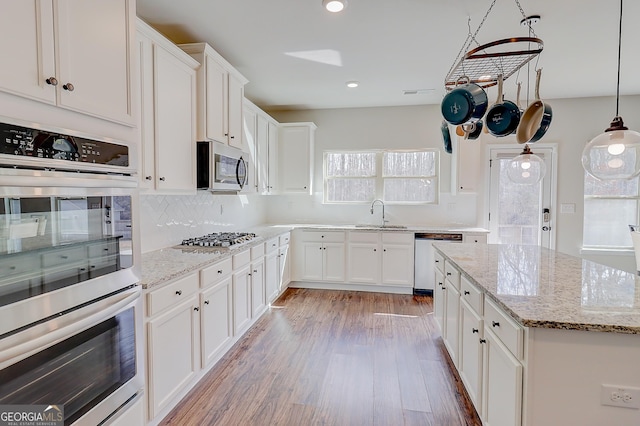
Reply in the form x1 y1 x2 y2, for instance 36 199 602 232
583 173 640 250
324 150 438 204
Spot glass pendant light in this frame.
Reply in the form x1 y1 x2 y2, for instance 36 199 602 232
581 0 640 180
507 144 546 185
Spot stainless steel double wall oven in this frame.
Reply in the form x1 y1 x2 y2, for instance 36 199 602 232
0 121 143 426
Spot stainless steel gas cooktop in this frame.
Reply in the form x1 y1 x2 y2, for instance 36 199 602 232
180 232 257 248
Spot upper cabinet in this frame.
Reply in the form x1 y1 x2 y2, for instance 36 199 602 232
180 43 248 150
279 123 316 195
243 98 280 195
137 19 199 193
0 0 136 126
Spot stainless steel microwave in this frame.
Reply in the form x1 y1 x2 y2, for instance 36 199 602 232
197 141 248 192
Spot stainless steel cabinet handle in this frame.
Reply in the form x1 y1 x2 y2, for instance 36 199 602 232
175 290 182 296
46 77 58 86
62 83 74 91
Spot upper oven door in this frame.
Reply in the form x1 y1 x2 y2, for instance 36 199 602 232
0 169 140 336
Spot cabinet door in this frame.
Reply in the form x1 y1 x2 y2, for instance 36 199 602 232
56 0 134 124
0 0 56 104
279 125 313 194
482 328 523 426
205 55 227 143
381 244 414 286
256 115 269 194
137 30 155 189
443 283 460 367
147 296 200 418
323 242 345 282
227 73 244 150
299 242 323 281
154 44 196 192
348 243 379 284
267 121 279 193
250 259 266 317
459 300 483 415
265 250 279 303
279 245 291 290
232 266 251 335
434 268 446 332
200 277 232 368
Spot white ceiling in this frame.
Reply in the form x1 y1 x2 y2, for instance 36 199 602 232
136 0 640 111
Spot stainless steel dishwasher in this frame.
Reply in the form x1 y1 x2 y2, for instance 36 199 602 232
414 232 462 295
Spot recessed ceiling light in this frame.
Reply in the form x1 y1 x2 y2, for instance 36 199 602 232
346 81 359 88
323 0 347 13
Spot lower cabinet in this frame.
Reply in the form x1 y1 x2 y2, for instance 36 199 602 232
200 276 232 368
296 230 345 282
265 242 279 303
459 299 483 415
251 256 266 317
434 268 446 331
232 250 252 335
443 279 460 366
380 233 414 286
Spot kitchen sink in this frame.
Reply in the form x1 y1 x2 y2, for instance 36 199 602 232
354 224 408 229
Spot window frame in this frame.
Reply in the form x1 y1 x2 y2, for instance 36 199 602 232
323 149 439 205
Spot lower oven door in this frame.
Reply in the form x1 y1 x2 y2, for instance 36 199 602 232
0 286 143 426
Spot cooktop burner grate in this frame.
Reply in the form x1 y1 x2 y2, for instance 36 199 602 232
181 232 257 248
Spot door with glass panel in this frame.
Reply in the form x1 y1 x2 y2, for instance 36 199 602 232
487 146 555 248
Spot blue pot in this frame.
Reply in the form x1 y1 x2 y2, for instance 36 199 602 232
441 77 489 125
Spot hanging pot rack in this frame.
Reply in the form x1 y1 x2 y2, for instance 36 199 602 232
444 0 543 90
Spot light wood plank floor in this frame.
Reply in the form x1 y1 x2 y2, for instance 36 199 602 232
160 288 481 426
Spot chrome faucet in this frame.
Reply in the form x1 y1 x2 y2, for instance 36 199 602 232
370 199 387 227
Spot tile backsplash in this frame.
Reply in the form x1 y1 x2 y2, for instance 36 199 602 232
139 193 267 253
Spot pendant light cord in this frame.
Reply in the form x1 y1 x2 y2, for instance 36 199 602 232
616 0 623 116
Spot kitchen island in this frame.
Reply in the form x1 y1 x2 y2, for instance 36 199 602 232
433 243 640 426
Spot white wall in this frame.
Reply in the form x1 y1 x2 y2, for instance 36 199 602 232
139 193 267 253
269 95 640 272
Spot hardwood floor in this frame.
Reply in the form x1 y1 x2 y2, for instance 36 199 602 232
160 288 481 426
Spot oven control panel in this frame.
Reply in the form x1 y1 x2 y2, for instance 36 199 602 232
0 122 129 167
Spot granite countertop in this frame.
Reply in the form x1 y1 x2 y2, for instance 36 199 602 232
433 243 640 334
140 225 293 289
288 223 489 233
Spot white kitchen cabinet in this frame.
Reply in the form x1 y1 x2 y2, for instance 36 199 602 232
180 43 248 150
279 123 316 194
482 326 523 426
279 245 291 291
200 276 232 368
459 299 483 416
242 103 257 193
137 20 198 193
464 234 488 244
347 233 380 284
347 232 413 287
0 0 135 126
267 121 280 193
451 134 482 194
232 250 252 335
265 239 280 303
444 280 461 367
250 245 266 317
147 292 200 419
296 231 345 282
381 233 414 286
243 98 280 194
434 268 446 331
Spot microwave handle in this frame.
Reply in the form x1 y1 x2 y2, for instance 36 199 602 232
237 157 248 189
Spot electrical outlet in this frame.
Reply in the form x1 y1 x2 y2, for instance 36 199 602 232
601 385 640 409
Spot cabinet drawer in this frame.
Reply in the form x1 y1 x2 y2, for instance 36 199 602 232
87 240 118 258
301 231 344 243
147 273 199 317
251 244 265 259
42 246 86 268
349 231 379 244
444 261 461 289
232 249 251 269
265 237 279 253
463 234 487 244
484 298 523 359
381 232 413 244
460 275 483 315
434 251 445 273
201 257 233 287
279 232 291 246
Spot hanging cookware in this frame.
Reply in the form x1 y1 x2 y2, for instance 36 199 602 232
441 76 489 125
516 69 553 143
486 75 521 137
440 120 452 154
462 120 483 140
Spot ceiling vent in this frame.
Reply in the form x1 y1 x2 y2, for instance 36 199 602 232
403 89 434 95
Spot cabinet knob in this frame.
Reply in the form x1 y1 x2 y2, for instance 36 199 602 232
479 339 486 344
218 270 223 274
464 291 470 295
230 135 235 139
145 176 152 180
224 133 229 136
446 272 452 276
303 186 307 189
383 249 387 252
62 82 74 91
175 290 182 296
435 260 439 263
441 286 446 290
194 307 199 312
472 328 479 334
254 269 258 273
159 177 166 181
204 300 210 305
248 273 252 276
60 255 68 259
45 77 58 86
373 248 377 252
492 321 500 328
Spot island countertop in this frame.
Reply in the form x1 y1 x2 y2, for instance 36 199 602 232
433 243 640 334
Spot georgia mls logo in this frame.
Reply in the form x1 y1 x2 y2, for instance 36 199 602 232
0 404 64 426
